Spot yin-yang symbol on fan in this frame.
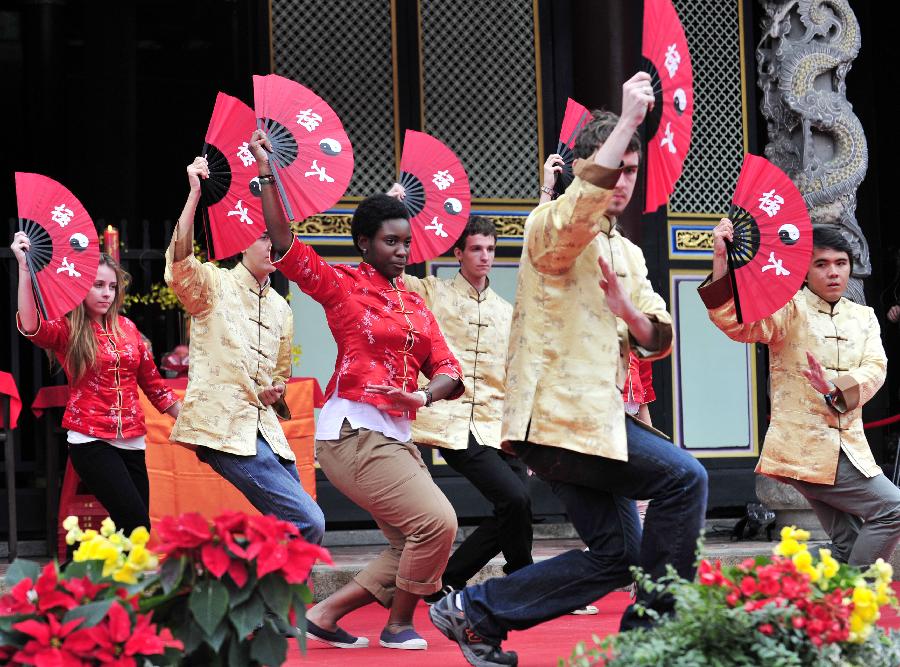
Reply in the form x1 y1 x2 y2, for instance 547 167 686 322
319 138 342 156
444 198 463 215
778 223 800 246
69 233 90 252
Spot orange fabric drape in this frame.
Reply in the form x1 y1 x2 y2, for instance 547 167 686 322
139 379 316 531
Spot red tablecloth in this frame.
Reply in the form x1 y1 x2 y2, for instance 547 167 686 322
31 385 71 418
0 371 22 429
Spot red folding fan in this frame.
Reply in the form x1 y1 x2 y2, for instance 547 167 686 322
642 0 693 213
201 92 264 259
252 74 354 221
15 173 100 321
554 97 592 197
398 130 471 264
726 154 812 323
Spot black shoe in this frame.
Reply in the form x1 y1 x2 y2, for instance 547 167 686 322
424 584 456 606
429 592 518 667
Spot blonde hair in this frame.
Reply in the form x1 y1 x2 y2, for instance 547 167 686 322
56 254 130 383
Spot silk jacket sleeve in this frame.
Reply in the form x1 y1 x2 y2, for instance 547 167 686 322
527 160 621 275
164 229 221 319
272 307 294 421
419 309 464 400
832 307 887 413
400 273 439 307
17 312 69 352
625 242 673 359
698 273 794 346
135 328 178 414
273 236 345 306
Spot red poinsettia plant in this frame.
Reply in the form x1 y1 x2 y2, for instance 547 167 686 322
142 510 332 666
0 560 182 666
1 510 331 666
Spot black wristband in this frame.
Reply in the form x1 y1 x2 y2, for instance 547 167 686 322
258 174 276 185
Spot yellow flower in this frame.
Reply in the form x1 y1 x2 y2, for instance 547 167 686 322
82 529 98 541
872 558 894 585
100 517 117 537
780 526 811 542
129 526 150 547
817 549 840 579
875 580 892 606
774 538 804 557
112 563 140 585
62 516 80 532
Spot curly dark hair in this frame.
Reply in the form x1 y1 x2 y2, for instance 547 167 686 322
573 110 642 161
350 194 410 253
453 216 497 252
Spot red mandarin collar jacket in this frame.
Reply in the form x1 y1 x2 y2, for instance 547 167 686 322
274 237 463 417
18 313 177 438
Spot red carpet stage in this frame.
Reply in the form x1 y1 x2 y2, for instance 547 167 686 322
284 586 900 665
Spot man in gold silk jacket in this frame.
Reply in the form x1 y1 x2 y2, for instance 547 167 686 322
164 157 324 544
701 220 900 567
430 74 709 667
399 217 532 602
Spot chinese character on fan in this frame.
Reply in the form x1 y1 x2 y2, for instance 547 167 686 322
227 200 254 225
51 204 74 227
758 189 784 218
296 109 323 132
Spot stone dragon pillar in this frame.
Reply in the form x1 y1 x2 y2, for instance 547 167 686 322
756 0 869 303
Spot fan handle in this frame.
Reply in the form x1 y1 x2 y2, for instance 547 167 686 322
724 203 744 324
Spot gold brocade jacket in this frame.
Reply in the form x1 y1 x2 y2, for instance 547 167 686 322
501 160 673 461
403 272 512 450
164 231 295 459
700 275 886 485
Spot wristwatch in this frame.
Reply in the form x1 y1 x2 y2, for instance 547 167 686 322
823 381 837 408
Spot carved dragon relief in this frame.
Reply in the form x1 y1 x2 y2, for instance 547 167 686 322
757 0 870 302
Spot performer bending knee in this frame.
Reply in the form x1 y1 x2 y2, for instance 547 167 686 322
13 235 180 536
164 157 325 544
429 73 708 667
248 131 464 650
702 221 900 568
387 212 533 601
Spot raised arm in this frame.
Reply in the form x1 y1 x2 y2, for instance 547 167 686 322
11 231 38 334
528 73 653 274
164 158 221 319
249 130 293 255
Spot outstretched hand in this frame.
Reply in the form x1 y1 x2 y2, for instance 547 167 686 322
365 384 426 411
598 255 635 319
801 351 833 395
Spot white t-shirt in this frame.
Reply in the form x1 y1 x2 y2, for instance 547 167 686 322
67 429 146 451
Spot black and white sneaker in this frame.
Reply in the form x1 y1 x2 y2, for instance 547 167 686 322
429 592 518 667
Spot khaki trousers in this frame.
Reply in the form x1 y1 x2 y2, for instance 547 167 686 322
316 420 457 606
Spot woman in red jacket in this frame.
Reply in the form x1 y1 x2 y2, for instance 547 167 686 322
12 232 180 535
249 130 464 650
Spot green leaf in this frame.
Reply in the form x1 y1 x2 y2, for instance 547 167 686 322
258 574 291 618
227 635 252 667
249 619 288 667
4 559 41 586
230 594 265 639
205 619 230 652
160 556 186 595
60 559 103 581
0 613 30 633
227 572 256 608
62 598 114 628
175 617 207 654
291 582 312 605
189 579 230 636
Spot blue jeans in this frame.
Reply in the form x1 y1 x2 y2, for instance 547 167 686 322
198 436 326 545
462 418 708 641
